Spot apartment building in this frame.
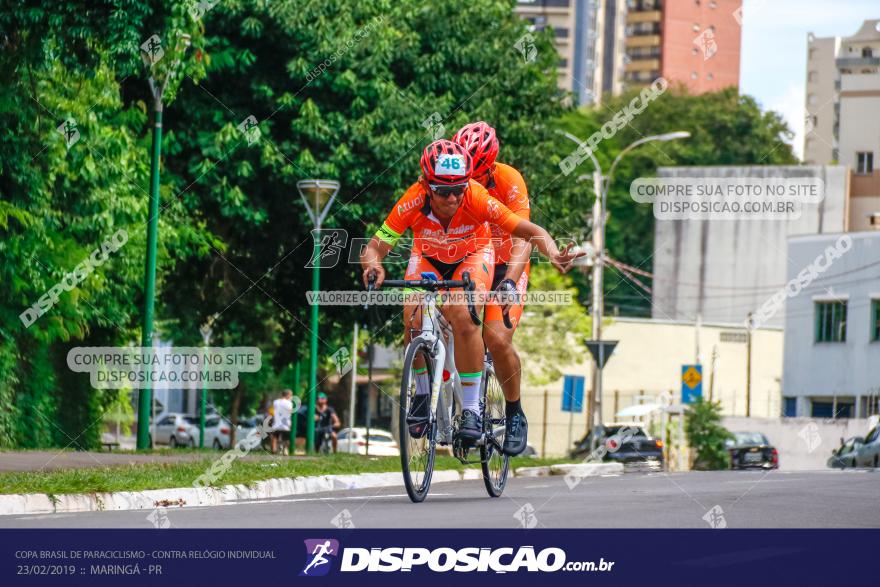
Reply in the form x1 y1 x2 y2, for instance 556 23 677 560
804 20 880 232
515 0 741 104
514 0 627 104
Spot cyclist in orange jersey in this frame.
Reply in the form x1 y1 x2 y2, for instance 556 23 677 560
453 121 532 455
361 139 580 441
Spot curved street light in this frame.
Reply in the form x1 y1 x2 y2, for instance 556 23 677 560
557 129 690 434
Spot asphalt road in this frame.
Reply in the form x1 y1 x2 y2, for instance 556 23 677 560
3 469 878 529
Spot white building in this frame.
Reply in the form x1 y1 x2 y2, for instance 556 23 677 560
652 165 849 328
781 231 880 418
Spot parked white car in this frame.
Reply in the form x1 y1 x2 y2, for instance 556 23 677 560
153 413 200 448
337 427 399 456
203 416 233 450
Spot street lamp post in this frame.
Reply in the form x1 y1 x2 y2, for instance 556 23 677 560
296 179 341 453
559 130 689 434
136 33 191 450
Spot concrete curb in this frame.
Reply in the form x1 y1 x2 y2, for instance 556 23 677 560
0 463 619 517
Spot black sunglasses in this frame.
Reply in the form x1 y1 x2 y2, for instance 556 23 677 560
429 183 468 197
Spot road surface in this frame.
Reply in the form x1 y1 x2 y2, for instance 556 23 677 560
2 469 878 529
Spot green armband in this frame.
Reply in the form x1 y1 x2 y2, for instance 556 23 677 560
375 222 402 246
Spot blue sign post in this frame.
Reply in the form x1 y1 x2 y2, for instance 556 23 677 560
562 375 585 412
681 364 703 404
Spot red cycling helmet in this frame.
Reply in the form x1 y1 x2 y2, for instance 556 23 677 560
420 139 473 188
452 121 499 178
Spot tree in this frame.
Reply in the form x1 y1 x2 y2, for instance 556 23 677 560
684 398 732 470
518 264 591 386
548 86 799 315
0 2 208 447
156 0 567 419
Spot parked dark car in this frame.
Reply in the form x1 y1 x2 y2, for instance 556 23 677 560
827 436 864 469
726 432 778 469
570 424 664 469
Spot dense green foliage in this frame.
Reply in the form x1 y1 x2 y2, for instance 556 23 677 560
0 1 797 449
685 399 733 470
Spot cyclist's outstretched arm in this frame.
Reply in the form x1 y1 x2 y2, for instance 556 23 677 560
504 238 533 284
510 220 580 273
360 236 393 287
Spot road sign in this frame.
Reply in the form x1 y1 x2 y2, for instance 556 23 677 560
561 375 585 412
681 364 702 404
584 340 618 369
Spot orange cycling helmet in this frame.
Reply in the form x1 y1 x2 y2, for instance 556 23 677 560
420 139 473 188
452 121 499 178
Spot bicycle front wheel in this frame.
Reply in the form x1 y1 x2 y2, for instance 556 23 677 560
480 365 510 497
399 341 437 503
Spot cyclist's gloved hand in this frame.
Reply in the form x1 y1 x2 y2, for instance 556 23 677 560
363 265 385 289
494 278 519 311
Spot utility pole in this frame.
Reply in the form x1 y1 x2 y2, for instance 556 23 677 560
558 130 690 439
745 312 753 417
708 345 718 402
590 169 604 432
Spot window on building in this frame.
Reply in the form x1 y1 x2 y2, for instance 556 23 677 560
808 48 817 60
691 71 698 79
863 47 874 58
856 151 874 174
707 72 714 80
808 70 818 82
815 300 847 342
811 400 852 419
783 397 797 417
807 93 818 106
872 299 880 342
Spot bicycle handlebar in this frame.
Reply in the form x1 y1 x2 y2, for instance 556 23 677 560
368 270 482 326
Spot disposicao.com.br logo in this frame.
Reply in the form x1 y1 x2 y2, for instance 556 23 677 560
300 541 614 575
300 539 340 576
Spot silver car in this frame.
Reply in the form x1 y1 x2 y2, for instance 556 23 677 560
854 426 880 468
153 413 200 448
827 436 864 469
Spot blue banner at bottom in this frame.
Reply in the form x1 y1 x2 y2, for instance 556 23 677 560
1 529 872 585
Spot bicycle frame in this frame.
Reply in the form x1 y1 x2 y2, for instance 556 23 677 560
406 291 460 446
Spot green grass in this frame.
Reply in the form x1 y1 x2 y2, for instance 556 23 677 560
0 453 571 496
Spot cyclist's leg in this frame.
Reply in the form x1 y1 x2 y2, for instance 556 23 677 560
403 253 436 434
484 264 530 454
483 263 529 401
444 247 494 437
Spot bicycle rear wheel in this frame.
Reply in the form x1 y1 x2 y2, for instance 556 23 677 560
480 364 510 497
399 341 437 503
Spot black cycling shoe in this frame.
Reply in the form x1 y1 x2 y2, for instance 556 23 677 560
456 409 483 441
502 410 528 456
406 394 430 438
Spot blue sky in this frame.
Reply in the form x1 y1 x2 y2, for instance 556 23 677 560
739 0 878 159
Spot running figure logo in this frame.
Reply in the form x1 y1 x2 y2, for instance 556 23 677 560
300 539 340 577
